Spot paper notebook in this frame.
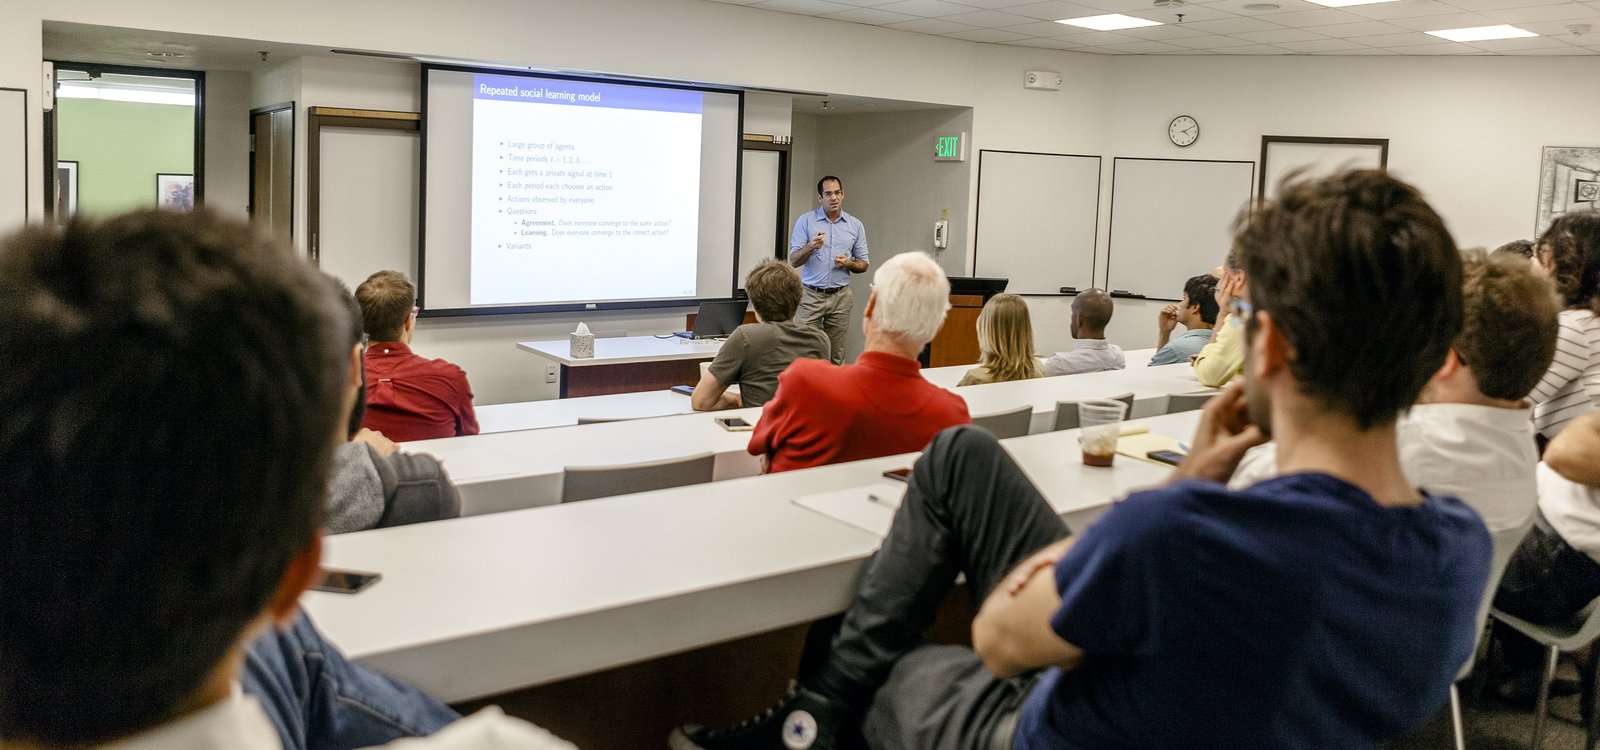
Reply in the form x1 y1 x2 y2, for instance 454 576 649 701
792 482 908 538
1115 432 1186 466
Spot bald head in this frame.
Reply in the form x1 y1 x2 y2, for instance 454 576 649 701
1071 289 1114 339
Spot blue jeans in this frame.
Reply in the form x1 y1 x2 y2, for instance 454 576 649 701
243 612 460 750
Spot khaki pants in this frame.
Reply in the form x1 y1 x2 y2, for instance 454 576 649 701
798 285 852 365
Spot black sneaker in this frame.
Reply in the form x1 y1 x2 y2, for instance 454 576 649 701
669 681 853 750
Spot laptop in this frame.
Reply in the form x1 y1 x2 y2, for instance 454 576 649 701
673 300 748 339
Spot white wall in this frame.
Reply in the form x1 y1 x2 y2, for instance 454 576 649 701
203 70 250 218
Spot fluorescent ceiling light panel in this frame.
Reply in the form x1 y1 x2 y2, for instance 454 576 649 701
1056 13 1162 30
1303 0 1399 7
1425 24 1537 41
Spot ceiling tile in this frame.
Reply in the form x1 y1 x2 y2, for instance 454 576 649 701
1104 39 1194 49
1466 33 1572 45
1154 47 1221 52
751 0 859 13
884 16 983 31
823 7 922 22
1517 16 1600 33
1179 15 1288 30
1386 40 1485 49
1124 5 1247 22
1486 2 1600 21
1347 29 1456 42
1074 0 1175 10
939 8 1041 24
1310 19 1411 34
1204 0 1330 14
1232 26 1332 39
945 0 1054 7
872 0 977 17
1170 30 1269 43
1344 0 1461 18
1216 42 1298 51
944 26 1037 37
1007 34 1090 45
1002 19 1097 33
1312 45 1400 50
1003 0 1117 19
1274 35 1373 47
1060 29 1147 42
1117 21 1222 36
1386 11 1501 27
1443 0 1565 11
1495 41 1595 48
1256 7 1367 24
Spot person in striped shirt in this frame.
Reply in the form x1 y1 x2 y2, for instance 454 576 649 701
1529 211 1600 438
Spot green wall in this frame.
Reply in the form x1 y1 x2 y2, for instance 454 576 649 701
57 98 194 217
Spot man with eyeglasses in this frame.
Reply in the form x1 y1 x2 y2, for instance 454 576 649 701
789 175 869 365
355 270 480 442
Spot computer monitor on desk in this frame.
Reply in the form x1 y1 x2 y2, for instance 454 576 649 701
675 300 748 339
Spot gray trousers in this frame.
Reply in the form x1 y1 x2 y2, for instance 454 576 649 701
798 286 853 365
802 425 1071 750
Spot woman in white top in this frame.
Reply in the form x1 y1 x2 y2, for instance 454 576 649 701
1529 210 1600 438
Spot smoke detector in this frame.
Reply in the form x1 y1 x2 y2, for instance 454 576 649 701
1568 23 1592 35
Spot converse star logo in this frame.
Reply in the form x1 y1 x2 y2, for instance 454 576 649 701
782 709 819 749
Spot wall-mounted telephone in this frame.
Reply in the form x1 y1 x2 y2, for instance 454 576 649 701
933 220 949 250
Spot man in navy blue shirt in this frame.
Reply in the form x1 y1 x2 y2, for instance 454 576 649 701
672 170 1491 750
789 175 869 364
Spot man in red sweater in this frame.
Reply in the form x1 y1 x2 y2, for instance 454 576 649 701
749 251 969 473
356 271 480 442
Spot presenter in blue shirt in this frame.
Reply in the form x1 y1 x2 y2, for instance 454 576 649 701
789 175 868 364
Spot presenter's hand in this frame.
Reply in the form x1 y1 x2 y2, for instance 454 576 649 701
1158 305 1179 335
1171 381 1265 484
834 254 852 268
810 232 826 251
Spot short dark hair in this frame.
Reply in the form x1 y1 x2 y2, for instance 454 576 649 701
1183 274 1219 325
0 210 347 745
745 260 803 322
330 275 368 438
1457 250 1559 401
1236 170 1462 429
1492 239 1534 260
1535 210 1600 314
356 269 415 341
817 175 843 196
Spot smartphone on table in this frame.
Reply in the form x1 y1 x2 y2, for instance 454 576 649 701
311 568 382 594
715 416 754 432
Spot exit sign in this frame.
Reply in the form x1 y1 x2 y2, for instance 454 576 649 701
934 132 966 162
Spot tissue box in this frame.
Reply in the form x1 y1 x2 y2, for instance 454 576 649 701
569 332 595 359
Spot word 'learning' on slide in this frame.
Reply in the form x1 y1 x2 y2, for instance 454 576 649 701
470 74 704 305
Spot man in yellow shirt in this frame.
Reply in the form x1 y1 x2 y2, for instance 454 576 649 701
1194 253 1246 387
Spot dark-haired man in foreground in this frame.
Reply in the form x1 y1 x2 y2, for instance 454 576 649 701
0 210 568 749
672 171 1490 750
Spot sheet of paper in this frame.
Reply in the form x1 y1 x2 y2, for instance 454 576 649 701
1116 432 1186 466
792 482 908 538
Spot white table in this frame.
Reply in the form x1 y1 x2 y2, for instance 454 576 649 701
304 411 1201 702
417 351 1200 516
517 335 724 398
471 348 1158 435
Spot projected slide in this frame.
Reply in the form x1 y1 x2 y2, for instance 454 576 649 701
469 74 703 305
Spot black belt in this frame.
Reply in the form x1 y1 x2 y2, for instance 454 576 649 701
805 284 847 295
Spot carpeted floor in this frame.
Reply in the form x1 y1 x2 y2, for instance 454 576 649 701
1388 660 1595 750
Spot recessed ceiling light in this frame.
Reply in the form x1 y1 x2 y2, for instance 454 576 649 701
1304 0 1398 7
145 51 187 58
1426 23 1538 41
1056 13 1163 30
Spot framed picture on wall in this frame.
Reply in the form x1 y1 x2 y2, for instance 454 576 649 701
56 161 78 218
156 173 195 212
1536 147 1600 236
1258 136 1388 203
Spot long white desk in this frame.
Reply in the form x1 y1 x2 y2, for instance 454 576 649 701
518 335 725 398
304 411 1200 703
474 349 1159 434
418 349 1196 516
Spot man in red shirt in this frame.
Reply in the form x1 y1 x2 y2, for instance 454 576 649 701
749 252 969 473
356 271 479 442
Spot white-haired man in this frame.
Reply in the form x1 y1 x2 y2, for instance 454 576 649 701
747 251 969 473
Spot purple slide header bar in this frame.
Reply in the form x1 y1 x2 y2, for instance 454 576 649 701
473 74 703 114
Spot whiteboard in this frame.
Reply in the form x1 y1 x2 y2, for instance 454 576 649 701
318 127 420 289
738 148 781 290
973 150 1100 295
0 89 26 236
1260 137 1387 202
1105 158 1254 301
